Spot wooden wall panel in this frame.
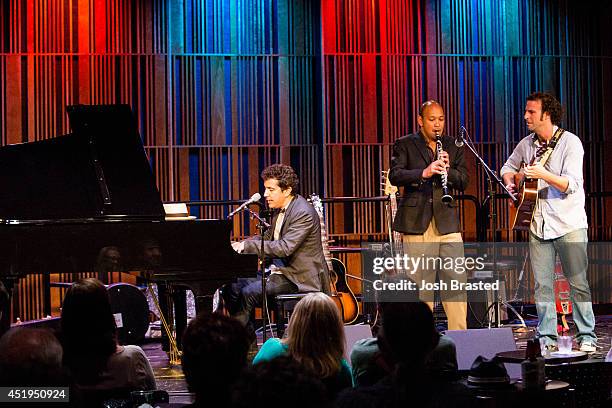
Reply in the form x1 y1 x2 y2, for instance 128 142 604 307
1 0 612 320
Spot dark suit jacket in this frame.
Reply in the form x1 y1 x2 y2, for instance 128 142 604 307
242 194 330 293
389 132 469 234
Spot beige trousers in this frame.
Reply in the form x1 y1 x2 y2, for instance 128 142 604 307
402 218 467 330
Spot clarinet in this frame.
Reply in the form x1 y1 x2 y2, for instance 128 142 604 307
435 134 453 203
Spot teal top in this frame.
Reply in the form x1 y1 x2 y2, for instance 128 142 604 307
253 338 353 388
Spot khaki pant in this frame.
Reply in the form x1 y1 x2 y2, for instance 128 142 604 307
403 219 467 330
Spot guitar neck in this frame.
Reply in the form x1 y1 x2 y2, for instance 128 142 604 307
389 195 403 244
381 170 404 257
311 195 335 271
319 218 335 271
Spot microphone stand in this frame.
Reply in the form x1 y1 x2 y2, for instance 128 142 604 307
456 129 524 328
244 207 272 342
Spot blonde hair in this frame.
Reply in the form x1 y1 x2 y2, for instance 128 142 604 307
283 292 345 378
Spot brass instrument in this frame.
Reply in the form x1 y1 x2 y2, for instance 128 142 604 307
435 134 453 203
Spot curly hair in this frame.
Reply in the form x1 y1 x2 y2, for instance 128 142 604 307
527 92 564 125
261 164 300 195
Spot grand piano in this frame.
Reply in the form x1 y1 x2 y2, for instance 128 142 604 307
0 104 257 335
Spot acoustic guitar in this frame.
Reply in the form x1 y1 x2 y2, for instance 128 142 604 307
510 171 539 231
310 194 359 324
510 129 564 231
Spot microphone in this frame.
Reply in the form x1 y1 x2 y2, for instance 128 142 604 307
227 193 261 219
455 126 466 147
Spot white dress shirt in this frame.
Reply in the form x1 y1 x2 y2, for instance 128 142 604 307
500 127 588 240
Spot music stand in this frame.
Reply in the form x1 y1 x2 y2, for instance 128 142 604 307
456 127 525 327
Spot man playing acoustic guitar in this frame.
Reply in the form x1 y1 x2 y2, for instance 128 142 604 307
501 92 597 352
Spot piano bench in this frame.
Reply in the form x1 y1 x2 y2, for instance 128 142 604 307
273 292 321 338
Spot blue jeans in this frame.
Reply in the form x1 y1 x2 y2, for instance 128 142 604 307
529 228 596 345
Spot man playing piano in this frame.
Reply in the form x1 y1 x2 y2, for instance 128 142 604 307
230 164 330 326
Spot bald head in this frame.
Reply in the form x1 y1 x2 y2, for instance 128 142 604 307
419 100 443 117
417 100 445 142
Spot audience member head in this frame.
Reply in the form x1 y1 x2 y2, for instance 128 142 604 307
0 328 65 386
60 278 117 382
231 356 329 408
378 301 440 367
284 292 345 378
181 313 251 404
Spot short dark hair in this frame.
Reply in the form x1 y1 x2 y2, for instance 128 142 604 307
0 328 66 386
231 356 330 408
419 100 443 117
527 92 564 125
378 301 440 365
182 313 251 403
261 164 300 195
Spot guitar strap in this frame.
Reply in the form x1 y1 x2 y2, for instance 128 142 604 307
530 127 565 227
513 128 566 231
535 127 565 167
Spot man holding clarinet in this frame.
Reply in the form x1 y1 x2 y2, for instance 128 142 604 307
389 100 470 330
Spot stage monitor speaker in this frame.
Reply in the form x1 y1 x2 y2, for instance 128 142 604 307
445 327 521 379
343 324 373 365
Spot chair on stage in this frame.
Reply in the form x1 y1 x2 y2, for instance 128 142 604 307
272 293 316 338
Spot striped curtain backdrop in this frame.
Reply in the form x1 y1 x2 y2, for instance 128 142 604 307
1 0 611 320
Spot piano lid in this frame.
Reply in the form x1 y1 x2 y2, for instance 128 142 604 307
0 104 164 222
